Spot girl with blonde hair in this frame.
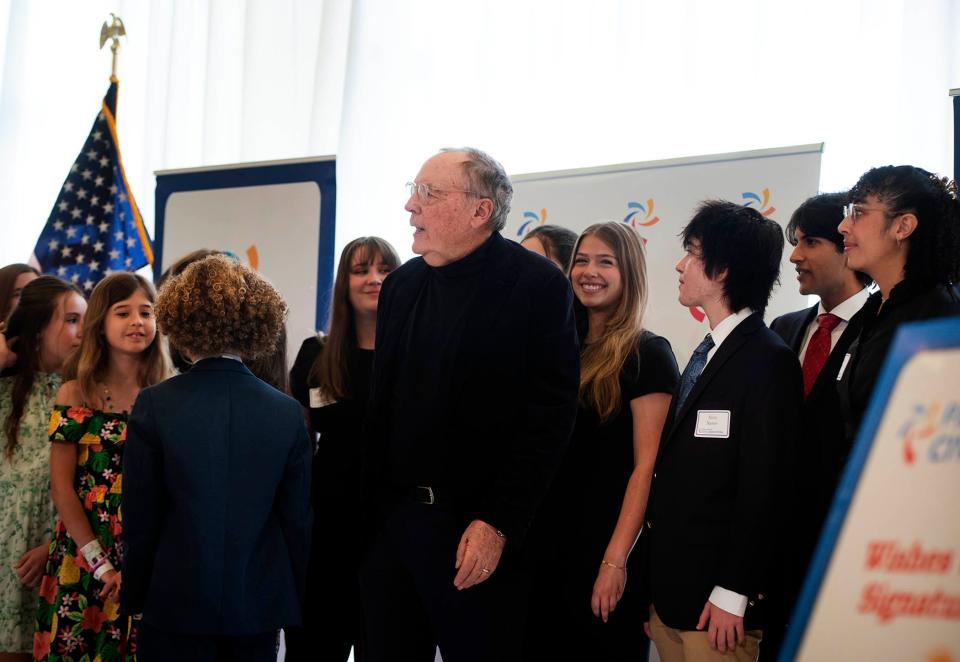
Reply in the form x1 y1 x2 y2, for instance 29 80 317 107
525 222 679 660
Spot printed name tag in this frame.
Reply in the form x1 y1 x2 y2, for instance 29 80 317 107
695 410 731 438
836 353 851 381
309 387 336 409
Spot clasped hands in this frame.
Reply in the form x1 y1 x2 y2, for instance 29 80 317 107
453 519 505 590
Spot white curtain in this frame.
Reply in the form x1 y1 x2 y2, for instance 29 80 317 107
1 0 958 270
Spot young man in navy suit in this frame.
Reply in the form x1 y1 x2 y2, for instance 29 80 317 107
762 193 872 659
642 201 802 662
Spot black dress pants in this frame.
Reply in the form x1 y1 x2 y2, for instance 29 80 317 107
359 499 527 662
137 620 278 662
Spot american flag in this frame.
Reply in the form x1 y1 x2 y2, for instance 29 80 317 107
32 77 153 293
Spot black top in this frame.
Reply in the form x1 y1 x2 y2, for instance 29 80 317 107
290 336 373 508
839 280 960 440
385 235 491 488
535 331 679 565
365 233 580 544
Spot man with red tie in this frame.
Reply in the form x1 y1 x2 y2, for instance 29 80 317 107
765 192 872 659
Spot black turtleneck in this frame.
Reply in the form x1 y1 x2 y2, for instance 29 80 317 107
385 234 495 488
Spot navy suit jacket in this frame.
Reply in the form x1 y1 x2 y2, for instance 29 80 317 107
364 233 580 546
644 313 802 631
121 357 312 635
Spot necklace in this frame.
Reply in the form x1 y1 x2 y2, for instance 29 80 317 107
101 383 136 412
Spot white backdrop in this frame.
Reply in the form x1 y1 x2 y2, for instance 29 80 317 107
506 144 821 366
1 0 958 271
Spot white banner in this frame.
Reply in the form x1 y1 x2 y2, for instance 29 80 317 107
505 144 822 365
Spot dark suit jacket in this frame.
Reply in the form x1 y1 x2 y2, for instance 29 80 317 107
122 357 312 635
644 313 802 631
770 303 865 567
364 233 580 546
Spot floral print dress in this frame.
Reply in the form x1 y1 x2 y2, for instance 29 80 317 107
33 406 136 662
0 373 60 654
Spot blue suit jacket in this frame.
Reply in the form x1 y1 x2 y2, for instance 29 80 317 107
121 357 312 635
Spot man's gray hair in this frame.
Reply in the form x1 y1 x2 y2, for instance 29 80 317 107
441 147 513 233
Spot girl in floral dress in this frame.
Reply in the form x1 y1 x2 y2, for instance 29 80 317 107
1 277 85 662
34 274 170 662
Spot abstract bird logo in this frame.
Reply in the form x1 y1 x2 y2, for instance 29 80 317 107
741 188 777 217
898 401 941 465
516 208 548 238
623 199 661 229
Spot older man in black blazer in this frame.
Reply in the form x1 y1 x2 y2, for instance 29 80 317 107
359 148 580 662
642 201 802 662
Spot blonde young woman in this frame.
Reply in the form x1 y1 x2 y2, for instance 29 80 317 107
524 222 679 661
34 273 170 662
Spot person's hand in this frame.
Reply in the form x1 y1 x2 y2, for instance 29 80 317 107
696 600 745 653
13 542 49 587
453 519 505 590
591 563 626 622
0 323 17 370
98 568 121 602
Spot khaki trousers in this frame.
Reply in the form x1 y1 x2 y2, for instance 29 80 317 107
648 606 762 662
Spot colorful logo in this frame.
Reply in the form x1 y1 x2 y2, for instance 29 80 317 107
246 245 259 271
741 188 777 216
897 400 960 465
688 307 706 323
622 199 660 229
516 208 548 238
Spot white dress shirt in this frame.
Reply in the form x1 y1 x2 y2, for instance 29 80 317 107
797 288 871 363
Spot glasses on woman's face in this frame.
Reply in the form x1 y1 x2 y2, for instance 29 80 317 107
842 203 890 223
405 181 477 204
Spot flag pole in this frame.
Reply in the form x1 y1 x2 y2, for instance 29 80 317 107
99 13 126 79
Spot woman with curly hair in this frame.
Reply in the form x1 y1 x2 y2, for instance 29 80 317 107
0 277 84 662
837 166 960 439
34 273 170 662
285 236 399 662
121 255 312 662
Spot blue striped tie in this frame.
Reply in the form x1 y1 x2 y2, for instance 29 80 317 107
675 334 715 412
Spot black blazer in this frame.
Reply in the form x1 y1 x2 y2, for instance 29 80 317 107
770 304 865 563
122 358 312 635
364 233 580 545
644 313 802 631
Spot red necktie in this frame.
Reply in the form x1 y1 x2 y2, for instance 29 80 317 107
801 313 842 398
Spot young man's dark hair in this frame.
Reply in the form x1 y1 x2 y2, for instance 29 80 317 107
680 200 784 314
785 192 872 287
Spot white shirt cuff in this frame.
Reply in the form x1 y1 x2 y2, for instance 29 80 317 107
709 586 748 617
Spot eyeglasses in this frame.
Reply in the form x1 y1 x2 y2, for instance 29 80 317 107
842 203 890 222
405 181 478 203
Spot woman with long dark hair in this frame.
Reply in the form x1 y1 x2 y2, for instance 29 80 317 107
285 236 401 662
0 264 39 328
0 277 84 662
524 222 679 661
837 166 960 438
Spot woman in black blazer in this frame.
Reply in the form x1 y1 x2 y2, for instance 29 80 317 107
285 236 400 662
837 166 960 440
122 255 312 662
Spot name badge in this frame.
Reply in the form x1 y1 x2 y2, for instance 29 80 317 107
309 387 336 409
695 410 731 438
836 353 851 381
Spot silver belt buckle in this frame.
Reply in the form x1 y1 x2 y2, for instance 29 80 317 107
419 485 435 505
